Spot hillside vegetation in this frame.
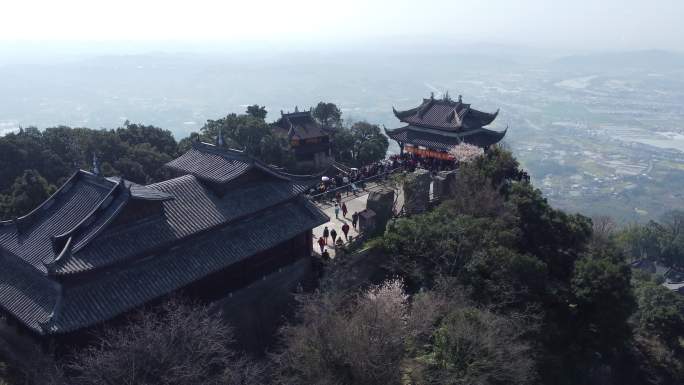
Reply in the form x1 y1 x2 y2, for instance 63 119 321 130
0 102 389 220
0 123 682 384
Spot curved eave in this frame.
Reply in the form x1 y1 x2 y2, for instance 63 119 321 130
386 124 507 149
0 170 82 227
168 141 319 186
481 108 500 127
384 126 408 141
463 126 507 147
392 104 423 121
44 180 132 274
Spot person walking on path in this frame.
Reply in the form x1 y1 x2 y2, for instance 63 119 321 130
341 202 348 218
352 212 359 230
330 228 338 245
323 226 330 245
335 191 342 204
342 223 350 241
334 203 340 219
317 236 325 253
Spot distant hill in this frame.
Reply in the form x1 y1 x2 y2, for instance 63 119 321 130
550 50 684 73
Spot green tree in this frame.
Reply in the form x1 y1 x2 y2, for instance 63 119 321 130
312 102 342 128
571 247 636 355
125 143 174 183
419 307 535 385
350 121 389 166
246 104 268 120
201 114 283 162
509 182 592 281
633 279 684 344
116 121 178 156
0 125 180 220
3 170 55 218
329 126 355 164
381 208 518 289
615 222 662 262
657 210 684 268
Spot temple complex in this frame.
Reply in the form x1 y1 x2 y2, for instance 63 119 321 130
0 141 327 337
385 93 507 160
272 108 332 171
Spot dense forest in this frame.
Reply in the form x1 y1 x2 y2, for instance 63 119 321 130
0 102 389 220
0 112 682 384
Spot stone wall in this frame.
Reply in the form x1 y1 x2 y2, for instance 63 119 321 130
434 170 459 200
211 257 313 352
403 169 431 214
366 188 395 235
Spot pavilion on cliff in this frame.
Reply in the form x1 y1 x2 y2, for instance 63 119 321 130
385 93 507 160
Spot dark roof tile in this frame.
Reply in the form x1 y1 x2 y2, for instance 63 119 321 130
165 143 253 184
393 96 499 131
0 140 329 335
44 198 327 333
386 125 507 150
273 110 328 140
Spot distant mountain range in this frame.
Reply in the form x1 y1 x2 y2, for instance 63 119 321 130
551 50 684 72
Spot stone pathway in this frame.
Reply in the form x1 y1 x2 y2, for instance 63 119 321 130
312 181 404 259
313 194 367 259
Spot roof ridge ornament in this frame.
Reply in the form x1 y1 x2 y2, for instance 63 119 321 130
418 97 434 118
217 127 225 147
92 153 100 176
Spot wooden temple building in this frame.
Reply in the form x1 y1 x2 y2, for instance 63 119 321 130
272 108 332 171
0 141 327 338
385 93 507 160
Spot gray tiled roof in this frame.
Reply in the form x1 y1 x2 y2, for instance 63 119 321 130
165 141 320 186
393 96 499 132
0 197 326 335
273 110 328 140
55 175 307 275
0 171 174 275
0 144 329 335
165 143 253 184
0 172 120 273
43 198 327 334
386 125 507 150
0 253 57 331
165 141 320 188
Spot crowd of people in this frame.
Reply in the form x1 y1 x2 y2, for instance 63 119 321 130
308 153 460 201
311 153 463 258
310 159 396 198
317 208 360 259
309 153 457 198
388 153 460 173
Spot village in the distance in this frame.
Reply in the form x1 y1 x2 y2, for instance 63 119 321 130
2 49 683 222
1 12 684 380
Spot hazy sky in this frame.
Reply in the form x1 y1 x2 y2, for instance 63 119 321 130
1 0 683 51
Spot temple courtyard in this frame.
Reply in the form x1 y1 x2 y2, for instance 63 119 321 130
313 180 404 258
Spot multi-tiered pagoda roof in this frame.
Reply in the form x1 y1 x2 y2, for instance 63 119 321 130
385 94 507 150
272 108 328 141
0 141 327 335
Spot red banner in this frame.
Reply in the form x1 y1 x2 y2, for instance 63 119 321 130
405 145 454 160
